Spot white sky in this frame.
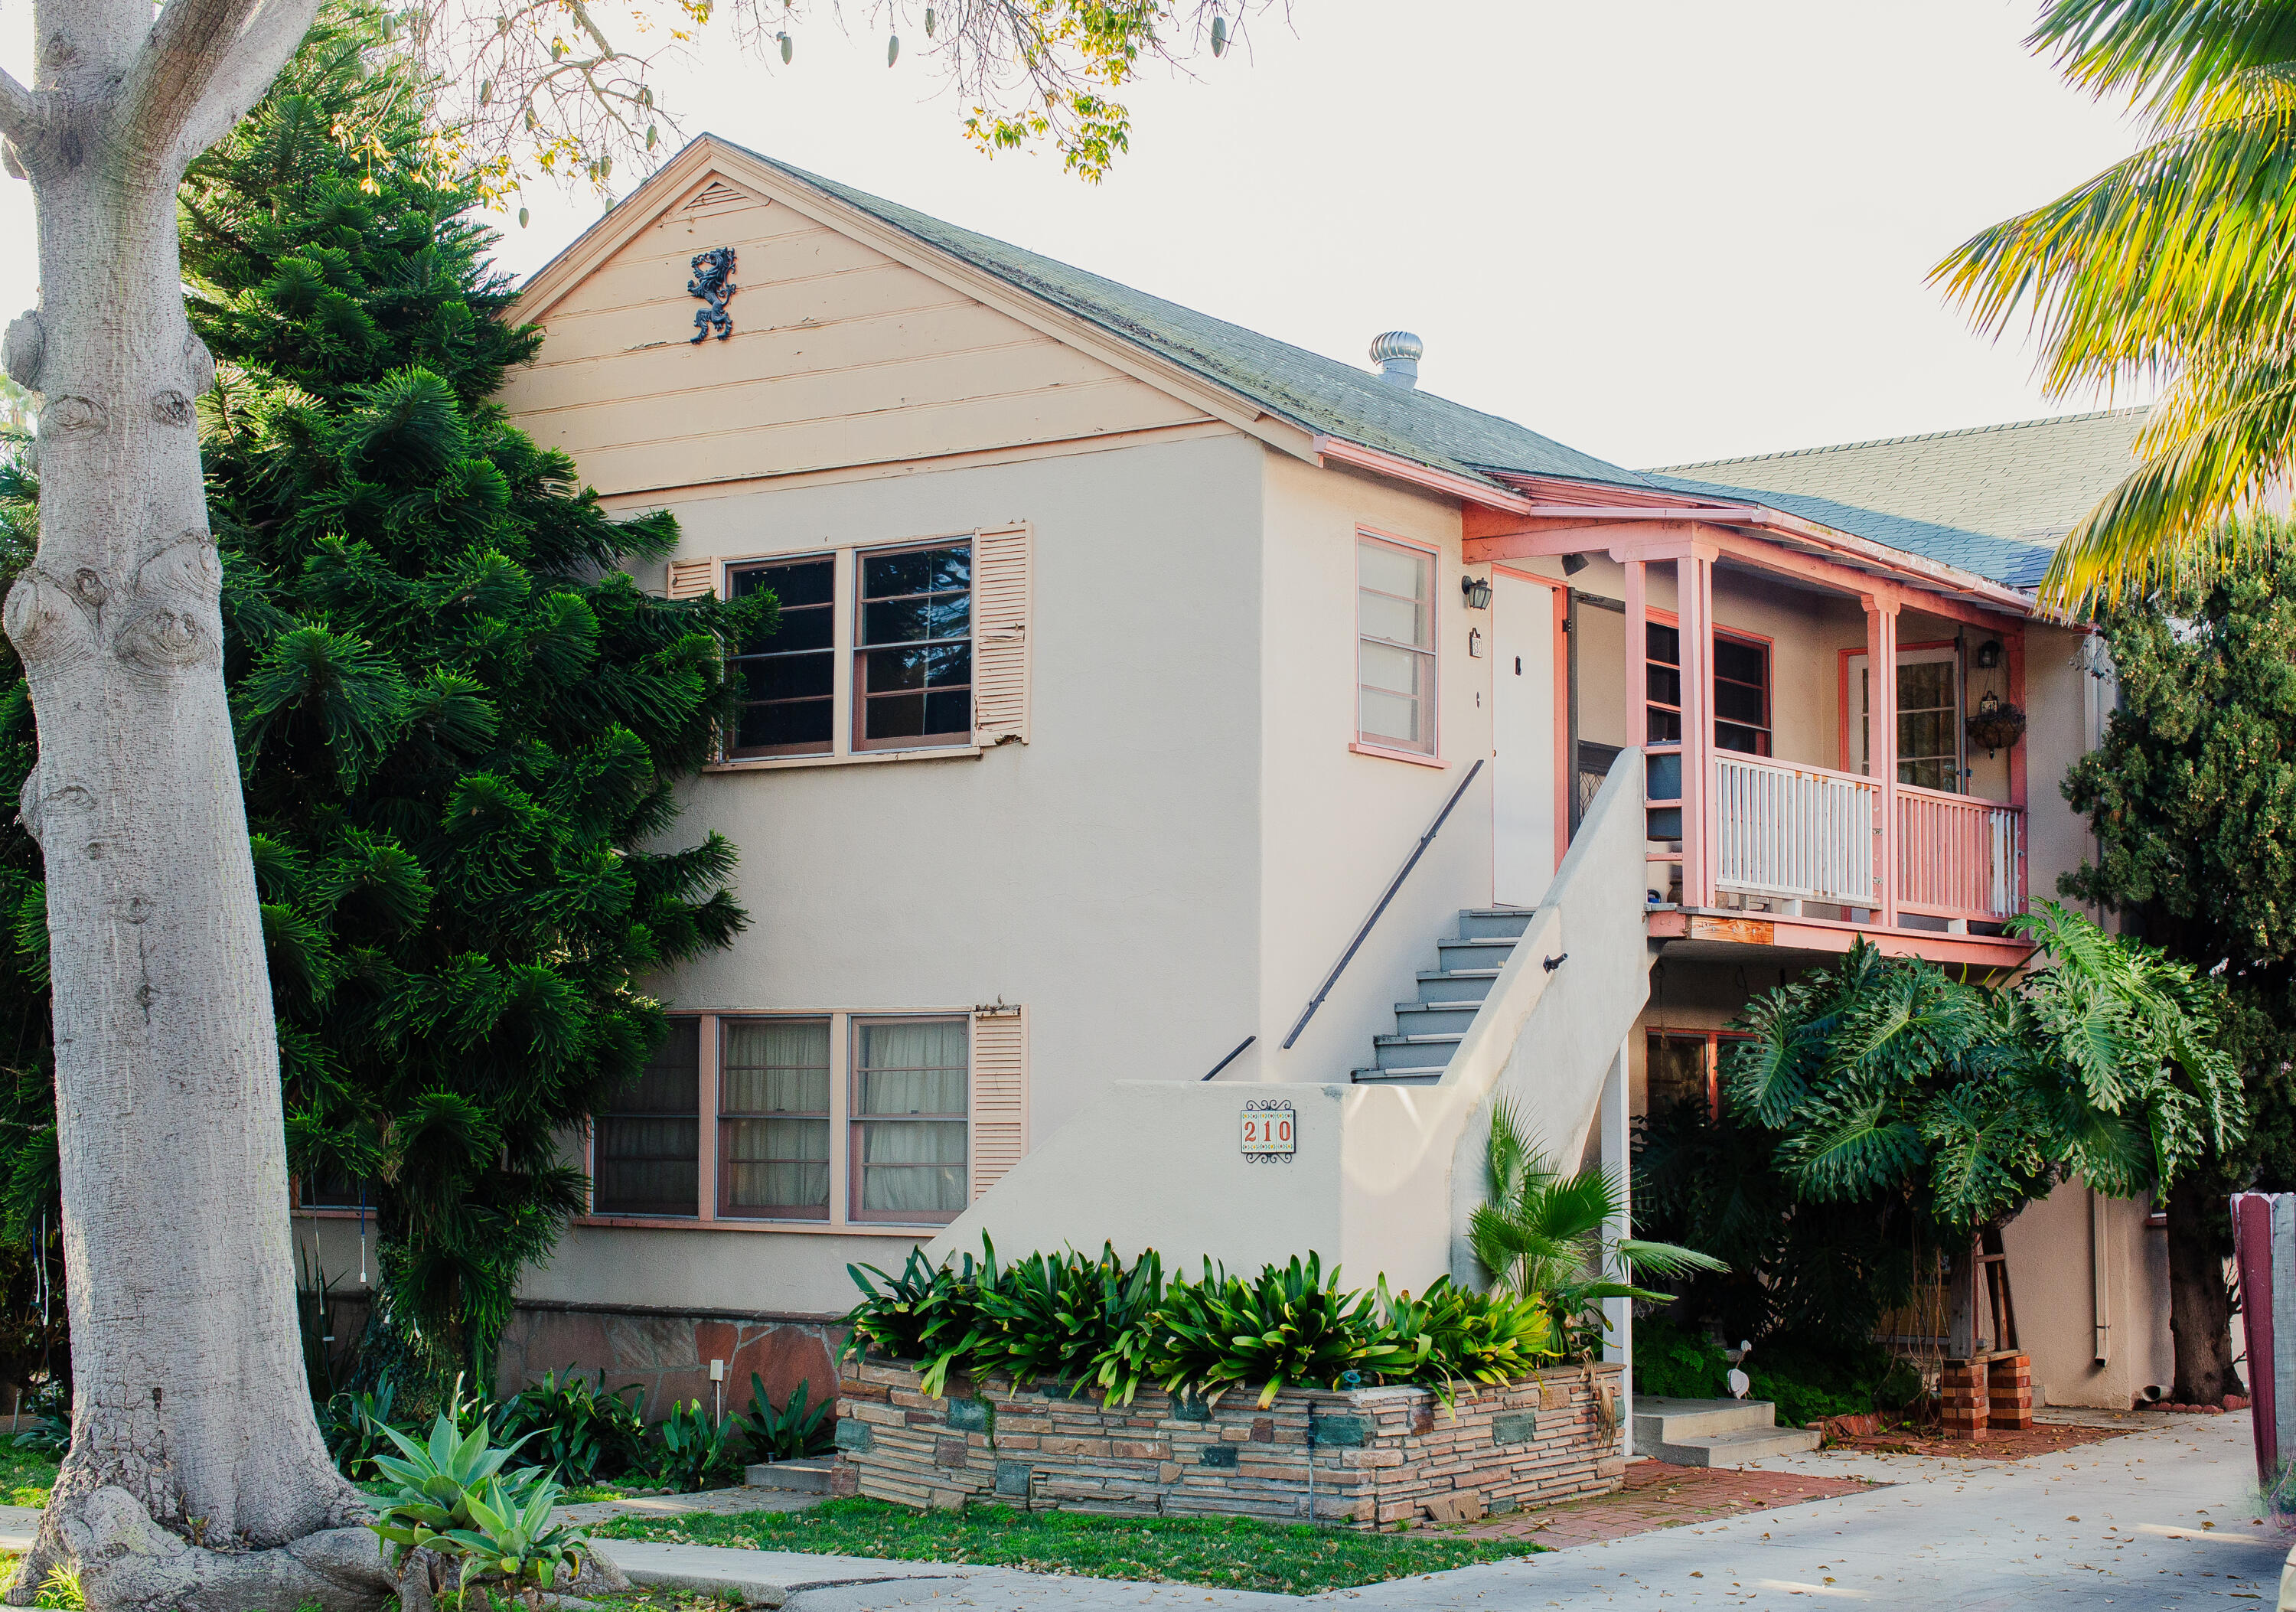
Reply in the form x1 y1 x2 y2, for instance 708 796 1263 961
0 0 2151 468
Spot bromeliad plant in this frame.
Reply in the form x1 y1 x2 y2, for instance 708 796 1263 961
843 1238 1563 1409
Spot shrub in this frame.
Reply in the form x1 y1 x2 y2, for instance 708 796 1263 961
735 1375 833 1464
367 1411 592 1602
320 1375 416 1479
1630 1316 1729 1401
843 1240 1563 1409
647 1399 745 1492
497 1369 645 1485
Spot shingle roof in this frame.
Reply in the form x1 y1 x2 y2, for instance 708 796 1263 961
1645 410 2151 588
728 141 1651 491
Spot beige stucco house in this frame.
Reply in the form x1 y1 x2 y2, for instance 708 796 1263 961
301 134 2180 1419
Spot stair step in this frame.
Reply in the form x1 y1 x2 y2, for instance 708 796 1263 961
1632 1397 1781 1442
1373 1032 1463 1070
1417 968 1500 1004
1435 936 1519 968
1350 1065 1445 1085
742 1456 840 1492
1394 1002 1481 1035
1641 1424 1821 1468
1457 907 1536 939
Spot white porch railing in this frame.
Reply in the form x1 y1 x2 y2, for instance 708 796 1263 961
1711 753 1877 909
1898 785 2023 922
1707 753 2024 923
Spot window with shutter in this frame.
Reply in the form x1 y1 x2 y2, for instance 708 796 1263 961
667 558 719 599
970 1006 1027 1199
973 524 1031 745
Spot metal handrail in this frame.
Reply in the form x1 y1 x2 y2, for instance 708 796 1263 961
1280 758 1487 1051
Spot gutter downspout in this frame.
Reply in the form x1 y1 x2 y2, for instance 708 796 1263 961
2092 1186 2112 1366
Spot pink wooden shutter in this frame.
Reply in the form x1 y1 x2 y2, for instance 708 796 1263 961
970 1005 1027 1199
973 525 1030 744
667 558 719 599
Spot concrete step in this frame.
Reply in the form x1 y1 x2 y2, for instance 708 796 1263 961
1351 1065 1445 1085
1394 1001 1481 1035
1457 906 1536 939
1435 936 1519 971
1417 968 1501 1004
1643 1424 1822 1467
1633 1397 1781 1444
742 1456 838 1493
1373 1031 1463 1070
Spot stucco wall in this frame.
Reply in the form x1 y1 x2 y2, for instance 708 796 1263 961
515 429 1267 1315
1254 455 1495 1088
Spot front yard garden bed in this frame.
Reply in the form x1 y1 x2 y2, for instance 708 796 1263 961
834 1357 1626 1526
594 1499 1539 1594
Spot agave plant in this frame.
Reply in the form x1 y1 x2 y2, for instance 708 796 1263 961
1469 1101 1724 1358
441 1472 592 1604
367 1414 536 1568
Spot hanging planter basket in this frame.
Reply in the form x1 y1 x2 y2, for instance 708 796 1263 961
1967 697 2027 753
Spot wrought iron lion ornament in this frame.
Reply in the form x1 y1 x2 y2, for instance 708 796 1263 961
688 247 737 343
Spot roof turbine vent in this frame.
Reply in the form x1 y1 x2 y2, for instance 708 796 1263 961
1368 330 1424 389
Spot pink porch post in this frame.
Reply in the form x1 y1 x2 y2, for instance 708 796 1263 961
1864 599 1900 927
1678 554 1716 909
2007 627 2028 915
1623 557 1646 755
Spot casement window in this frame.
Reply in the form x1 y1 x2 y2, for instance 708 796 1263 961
582 1007 1027 1230
593 1018 701 1216
1356 536 1437 755
1645 622 1770 756
680 525 1030 766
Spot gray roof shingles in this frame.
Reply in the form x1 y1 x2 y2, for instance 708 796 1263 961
709 140 2140 593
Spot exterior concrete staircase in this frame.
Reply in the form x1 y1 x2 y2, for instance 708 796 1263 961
1350 908 1534 1085
1632 1398 1821 1467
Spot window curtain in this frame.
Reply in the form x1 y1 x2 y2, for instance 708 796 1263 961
722 1019 830 1213
856 1020 967 1216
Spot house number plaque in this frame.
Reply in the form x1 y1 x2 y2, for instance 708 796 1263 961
1241 1098 1296 1161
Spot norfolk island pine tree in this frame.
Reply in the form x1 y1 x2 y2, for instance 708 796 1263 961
0 0 1283 1599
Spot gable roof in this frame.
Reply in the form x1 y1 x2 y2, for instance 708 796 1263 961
1645 409 2150 589
706 139 1649 493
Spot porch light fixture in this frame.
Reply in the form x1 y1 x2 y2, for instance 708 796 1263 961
1460 574 1492 609
1975 638 2004 670
1561 553 1590 576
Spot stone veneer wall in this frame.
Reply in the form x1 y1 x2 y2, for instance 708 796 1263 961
834 1359 1626 1526
496 1302 845 1421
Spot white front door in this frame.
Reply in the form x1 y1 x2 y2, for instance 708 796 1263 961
1492 571 1563 907
1847 643 1963 791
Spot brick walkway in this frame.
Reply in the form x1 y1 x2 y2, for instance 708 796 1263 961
1456 1460 1881 1548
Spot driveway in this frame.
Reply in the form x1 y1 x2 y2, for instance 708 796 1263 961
690 1409 2286 1610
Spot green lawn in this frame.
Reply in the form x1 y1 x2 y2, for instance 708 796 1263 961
595 1500 1536 1596
0 1449 57 1509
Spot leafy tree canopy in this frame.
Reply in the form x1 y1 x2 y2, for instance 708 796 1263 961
0 5 768 1407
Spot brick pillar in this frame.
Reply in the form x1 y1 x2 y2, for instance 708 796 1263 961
1940 1358 1989 1440
1988 1352 2033 1431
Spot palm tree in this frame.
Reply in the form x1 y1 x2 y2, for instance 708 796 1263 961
1934 0 2296 610
1468 1101 1724 1359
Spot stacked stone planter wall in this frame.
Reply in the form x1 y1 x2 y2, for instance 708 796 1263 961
834 1359 1627 1526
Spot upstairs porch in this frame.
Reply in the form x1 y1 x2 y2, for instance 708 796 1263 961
1469 481 2042 971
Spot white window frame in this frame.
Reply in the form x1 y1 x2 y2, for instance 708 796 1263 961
1353 528 1442 763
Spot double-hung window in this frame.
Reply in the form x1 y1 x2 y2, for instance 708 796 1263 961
719 1017 830 1219
1645 622 1770 755
856 544 973 751
593 1019 701 1216
1356 537 1437 755
728 558 835 758
583 1010 1005 1229
850 1017 970 1223
719 539 978 759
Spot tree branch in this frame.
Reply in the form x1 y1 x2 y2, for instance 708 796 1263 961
169 0 325 163
118 0 319 171
0 67 38 151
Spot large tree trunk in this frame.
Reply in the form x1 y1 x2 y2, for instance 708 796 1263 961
2165 1176 2242 1406
0 0 393 1603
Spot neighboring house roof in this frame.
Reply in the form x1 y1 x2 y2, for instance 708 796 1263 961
1645 409 2151 589
718 139 1652 493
